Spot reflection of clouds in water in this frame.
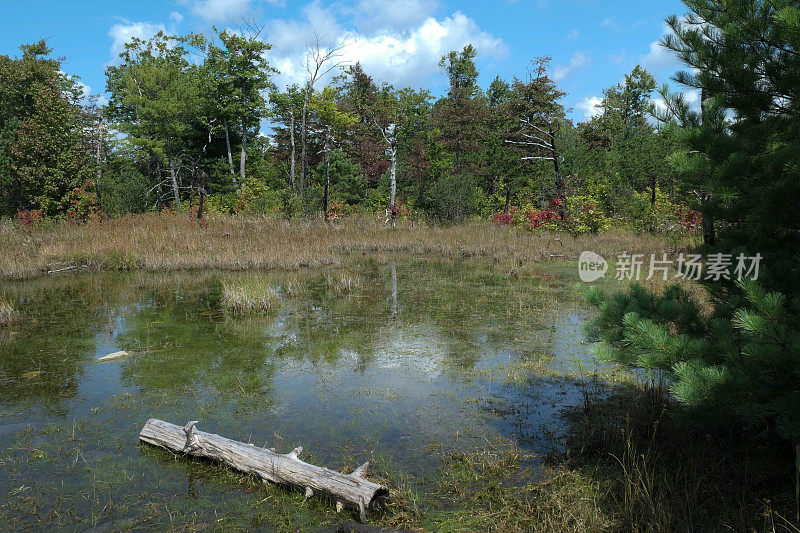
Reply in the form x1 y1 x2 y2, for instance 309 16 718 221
370 323 447 379
264 309 298 350
549 312 597 373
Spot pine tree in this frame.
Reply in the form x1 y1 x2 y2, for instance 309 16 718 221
584 0 800 507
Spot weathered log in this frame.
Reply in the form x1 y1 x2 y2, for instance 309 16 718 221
139 419 387 521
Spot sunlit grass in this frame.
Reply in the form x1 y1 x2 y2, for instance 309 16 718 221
222 276 281 314
0 297 19 325
0 213 696 280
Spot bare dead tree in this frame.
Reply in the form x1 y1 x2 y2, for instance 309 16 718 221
505 115 565 215
374 122 398 228
300 32 343 195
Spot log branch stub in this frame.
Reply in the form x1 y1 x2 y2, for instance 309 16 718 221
139 418 386 520
288 446 303 459
352 462 369 479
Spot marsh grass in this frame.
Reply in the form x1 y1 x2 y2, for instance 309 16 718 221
0 213 693 280
564 383 797 532
0 296 19 325
222 275 282 314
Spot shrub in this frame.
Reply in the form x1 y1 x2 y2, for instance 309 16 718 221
97 169 149 214
563 195 608 235
16 209 44 227
65 181 101 223
424 173 481 223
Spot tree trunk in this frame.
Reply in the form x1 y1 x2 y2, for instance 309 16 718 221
651 176 657 207
389 142 397 228
301 85 310 196
165 138 181 208
700 88 715 247
225 123 237 188
240 88 248 183
197 173 206 220
323 127 331 221
240 120 247 182
289 107 296 191
95 116 103 184
701 193 715 246
549 123 565 219
139 419 386 522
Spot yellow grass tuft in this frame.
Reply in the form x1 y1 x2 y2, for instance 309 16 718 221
0 297 19 325
222 276 281 314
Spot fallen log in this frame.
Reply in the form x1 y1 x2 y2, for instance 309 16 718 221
139 419 387 521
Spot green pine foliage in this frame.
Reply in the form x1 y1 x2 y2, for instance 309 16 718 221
585 0 800 453
585 280 800 443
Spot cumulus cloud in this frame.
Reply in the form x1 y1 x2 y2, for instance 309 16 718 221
650 87 701 119
552 51 590 82
108 21 166 60
641 39 679 72
267 5 507 89
352 0 439 32
640 17 692 73
183 0 283 23
576 95 602 120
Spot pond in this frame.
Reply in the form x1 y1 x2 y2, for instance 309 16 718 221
0 259 610 531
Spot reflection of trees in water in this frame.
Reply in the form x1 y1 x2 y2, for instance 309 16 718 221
0 278 110 412
0 261 581 415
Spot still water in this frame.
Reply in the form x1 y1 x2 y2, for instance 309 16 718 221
0 259 604 530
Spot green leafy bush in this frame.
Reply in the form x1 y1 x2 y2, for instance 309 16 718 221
98 169 149 214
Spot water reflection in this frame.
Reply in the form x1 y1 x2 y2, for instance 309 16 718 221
0 259 598 528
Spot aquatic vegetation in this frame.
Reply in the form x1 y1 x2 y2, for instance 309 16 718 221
222 276 282 314
0 297 18 325
0 261 790 531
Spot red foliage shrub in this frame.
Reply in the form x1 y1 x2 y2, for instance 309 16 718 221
677 208 702 232
16 209 44 227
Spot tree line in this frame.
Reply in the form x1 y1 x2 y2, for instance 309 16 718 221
0 25 682 232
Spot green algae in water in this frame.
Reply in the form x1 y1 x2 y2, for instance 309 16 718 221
0 260 608 530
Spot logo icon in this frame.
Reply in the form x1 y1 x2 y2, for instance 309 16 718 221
578 251 608 282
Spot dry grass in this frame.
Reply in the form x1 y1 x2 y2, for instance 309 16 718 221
0 297 19 325
221 275 282 314
0 212 691 280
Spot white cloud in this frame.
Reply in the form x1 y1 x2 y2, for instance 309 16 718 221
650 88 700 119
601 16 620 31
552 51 590 82
170 11 184 24
640 16 693 73
184 0 282 23
108 21 166 60
576 95 602 120
268 7 507 89
566 29 579 41
609 51 627 65
640 39 678 72
353 0 438 32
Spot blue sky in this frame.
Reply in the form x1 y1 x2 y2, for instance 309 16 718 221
0 0 692 122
